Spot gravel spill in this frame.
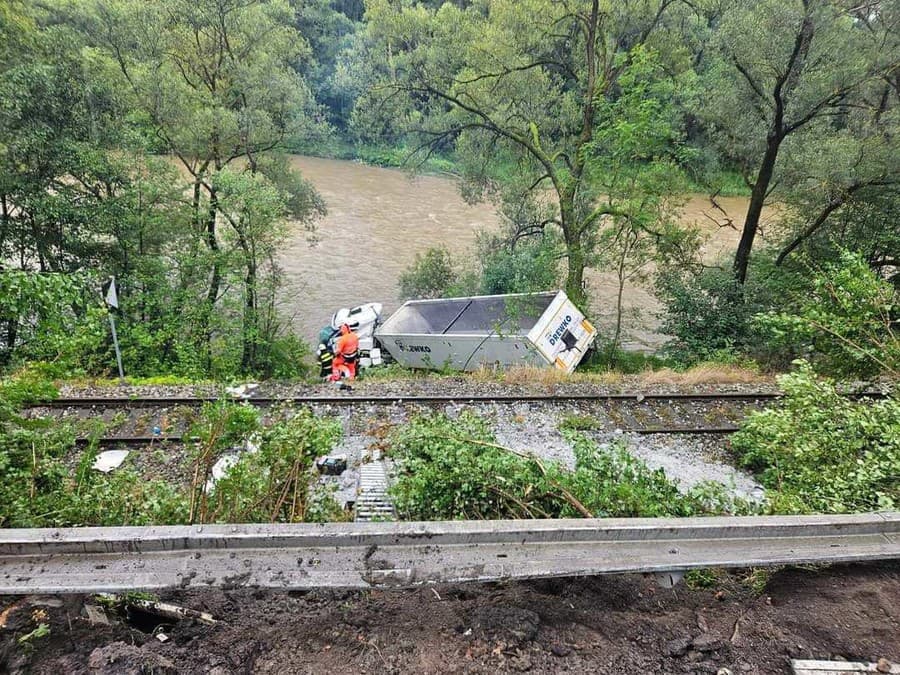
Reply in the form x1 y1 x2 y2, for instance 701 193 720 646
591 431 765 501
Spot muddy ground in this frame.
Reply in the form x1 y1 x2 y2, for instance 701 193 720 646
3 562 897 674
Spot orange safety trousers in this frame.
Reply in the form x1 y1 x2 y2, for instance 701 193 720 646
330 332 360 381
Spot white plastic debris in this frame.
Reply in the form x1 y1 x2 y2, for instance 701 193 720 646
92 450 130 473
225 383 259 398
205 453 241 493
245 434 261 454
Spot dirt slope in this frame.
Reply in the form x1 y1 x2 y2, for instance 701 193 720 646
4 562 897 674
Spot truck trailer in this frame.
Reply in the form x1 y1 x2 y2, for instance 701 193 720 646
374 290 596 373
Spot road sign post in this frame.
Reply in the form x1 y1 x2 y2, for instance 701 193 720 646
102 277 125 383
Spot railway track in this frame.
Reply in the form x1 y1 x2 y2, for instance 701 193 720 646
2 513 897 594
28 390 884 443
77 425 743 447
31 391 789 408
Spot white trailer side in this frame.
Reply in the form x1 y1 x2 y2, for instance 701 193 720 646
375 291 596 373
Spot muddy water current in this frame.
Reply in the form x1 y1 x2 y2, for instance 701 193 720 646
280 156 775 350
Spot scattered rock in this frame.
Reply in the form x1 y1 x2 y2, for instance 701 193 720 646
550 643 572 657
692 635 726 653
666 637 694 657
88 642 176 675
877 658 894 674
469 606 540 646
83 604 109 626
510 653 533 671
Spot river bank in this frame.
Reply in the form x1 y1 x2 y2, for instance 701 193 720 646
278 155 778 350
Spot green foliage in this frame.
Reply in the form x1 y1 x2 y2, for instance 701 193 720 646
389 412 746 520
0 271 100 370
579 346 669 374
657 267 761 365
732 362 900 513
399 233 561 302
398 246 464 300
199 407 343 523
562 429 700 518
0 370 191 528
389 412 559 519
1 387 347 527
17 623 50 645
477 232 560 296
188 401 263 456
755 251 900 379
0 367 57 410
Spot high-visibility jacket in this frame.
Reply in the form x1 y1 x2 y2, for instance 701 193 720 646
335 331 359 360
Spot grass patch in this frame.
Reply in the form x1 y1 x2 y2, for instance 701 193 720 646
559 414 603 431
635 362 764 386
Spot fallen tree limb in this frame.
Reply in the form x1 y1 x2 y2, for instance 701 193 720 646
437 435 595 518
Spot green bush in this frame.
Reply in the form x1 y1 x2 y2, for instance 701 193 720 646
398 246 465 300
477 233 560 296
200 407 343 523
656 267 760 364
732 361 900 513
389 412 747 520
755 251 899 379
389 412 563 519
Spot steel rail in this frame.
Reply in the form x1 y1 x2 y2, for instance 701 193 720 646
30 392 787 408
79 425 742 447
27 389 890 410
2 513 897 594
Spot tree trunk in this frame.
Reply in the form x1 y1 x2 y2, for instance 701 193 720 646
203 188 221 370
560 196 587 307
241 258 257 372
205 191 221 308
611 231 632 356
734 135 781 284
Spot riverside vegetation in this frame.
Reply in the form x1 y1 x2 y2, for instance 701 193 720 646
0 0 898 527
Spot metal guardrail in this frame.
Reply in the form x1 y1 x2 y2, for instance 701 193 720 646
2 513 897 594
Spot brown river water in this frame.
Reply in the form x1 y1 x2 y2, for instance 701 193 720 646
280 156 775 350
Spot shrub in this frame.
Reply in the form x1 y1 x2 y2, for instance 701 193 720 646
389 412 564 519
200 407 343 523
731 361 900 513
477 233 560 296
398 246 461 300
754 250 900 379
656 267 759 364
388 412 746 520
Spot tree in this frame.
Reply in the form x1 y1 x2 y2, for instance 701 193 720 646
86 0 326 369
583 46 698 351
697 0 897 284
352 0 689 306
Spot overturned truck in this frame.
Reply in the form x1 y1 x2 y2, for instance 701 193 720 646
375 291 596 373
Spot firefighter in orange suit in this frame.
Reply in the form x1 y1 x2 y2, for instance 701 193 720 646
330 324 360 382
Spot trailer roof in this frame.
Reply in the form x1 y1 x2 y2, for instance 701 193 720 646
379 292 557 336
